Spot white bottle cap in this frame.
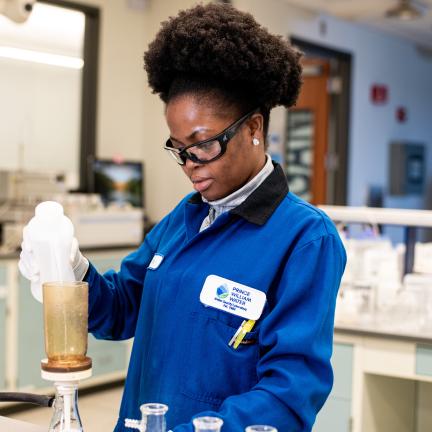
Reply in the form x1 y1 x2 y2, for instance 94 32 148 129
35 201 64 220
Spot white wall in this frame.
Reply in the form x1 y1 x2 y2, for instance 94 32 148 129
0 4 83 185
74 0 205 222
5 0 432 224
236 0 432 213
0 60 81 175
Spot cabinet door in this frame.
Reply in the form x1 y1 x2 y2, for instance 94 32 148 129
86 252 130 377
314 397 351 432
88 336 128 378
0 264 7 389
87 252 126 274
314 343 353 432
17 275 46 389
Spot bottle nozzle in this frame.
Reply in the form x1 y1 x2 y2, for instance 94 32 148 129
35 201 64 220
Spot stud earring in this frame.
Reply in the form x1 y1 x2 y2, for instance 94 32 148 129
252 137 260 146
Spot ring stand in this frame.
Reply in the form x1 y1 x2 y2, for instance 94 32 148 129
41 358 92 431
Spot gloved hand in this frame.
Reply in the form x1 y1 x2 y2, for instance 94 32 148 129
18 228 89 283
18 226 39 283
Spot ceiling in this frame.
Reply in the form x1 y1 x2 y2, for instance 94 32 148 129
282 0 432 50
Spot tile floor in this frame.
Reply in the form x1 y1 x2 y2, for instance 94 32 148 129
5 383 124 431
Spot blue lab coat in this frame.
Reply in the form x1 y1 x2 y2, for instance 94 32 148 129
85 163 346 431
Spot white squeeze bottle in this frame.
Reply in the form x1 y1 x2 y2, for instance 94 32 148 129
26 201 75 302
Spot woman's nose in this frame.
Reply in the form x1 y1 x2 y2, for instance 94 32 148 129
184 158 199 170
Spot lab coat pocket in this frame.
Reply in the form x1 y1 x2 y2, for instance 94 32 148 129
180 311 259 407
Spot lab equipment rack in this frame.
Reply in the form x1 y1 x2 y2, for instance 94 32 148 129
319 205 432 274
314 205 432 432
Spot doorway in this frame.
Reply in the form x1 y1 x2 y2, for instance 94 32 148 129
286 38 352 205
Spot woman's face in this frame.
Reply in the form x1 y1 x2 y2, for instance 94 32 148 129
165 94 266 201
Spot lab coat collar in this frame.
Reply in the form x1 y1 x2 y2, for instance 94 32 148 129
188 162 289 226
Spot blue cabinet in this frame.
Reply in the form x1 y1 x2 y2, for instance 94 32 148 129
88 336 128 378
17 274 46 389
0 264 7 390
313 342 353 432
86 252 130 378
416 344 432 377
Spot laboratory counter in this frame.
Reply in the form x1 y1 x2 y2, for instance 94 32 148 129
0 415 45 431
316 315 432 432
3 248 432 432
0 244 137 260
335 316 432 344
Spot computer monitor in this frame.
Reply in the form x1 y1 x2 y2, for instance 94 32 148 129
92 159 144 208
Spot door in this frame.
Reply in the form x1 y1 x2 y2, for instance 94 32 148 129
285 58 330 205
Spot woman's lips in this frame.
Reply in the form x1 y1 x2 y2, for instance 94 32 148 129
192 177 213 193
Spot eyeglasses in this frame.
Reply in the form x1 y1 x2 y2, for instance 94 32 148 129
164 108 258 165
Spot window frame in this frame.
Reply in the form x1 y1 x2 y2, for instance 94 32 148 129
39 0 100 192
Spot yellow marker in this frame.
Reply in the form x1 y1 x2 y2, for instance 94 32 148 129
233 319 256 349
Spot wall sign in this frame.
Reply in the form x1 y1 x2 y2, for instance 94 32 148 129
371 84 388 105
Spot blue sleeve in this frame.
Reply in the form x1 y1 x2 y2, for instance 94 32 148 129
173 233 346 432
85 214 172 341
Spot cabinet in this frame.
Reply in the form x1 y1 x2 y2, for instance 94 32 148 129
0 264 7 389
86 251 131 380
314 343 353 431
17 274 45 389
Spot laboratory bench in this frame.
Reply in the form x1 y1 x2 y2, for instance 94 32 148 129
2 248 432 431
315 316 432 432
0 415 45 431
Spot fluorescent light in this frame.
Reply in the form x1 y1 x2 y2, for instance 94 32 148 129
0 46 84 69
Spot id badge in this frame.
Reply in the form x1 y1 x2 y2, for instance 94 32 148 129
200 274 266 321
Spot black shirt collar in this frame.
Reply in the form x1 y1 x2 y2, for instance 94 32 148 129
188 162 288 225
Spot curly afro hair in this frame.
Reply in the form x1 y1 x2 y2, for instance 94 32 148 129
143 3 302 115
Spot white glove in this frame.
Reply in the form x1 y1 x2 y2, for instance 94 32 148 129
18 231 89 283
18 227 39 283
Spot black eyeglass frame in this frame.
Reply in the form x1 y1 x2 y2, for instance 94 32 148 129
164 108 260 165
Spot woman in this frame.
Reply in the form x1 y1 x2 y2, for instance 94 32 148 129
20 4 346 431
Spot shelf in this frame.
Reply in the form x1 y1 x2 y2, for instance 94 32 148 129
319 206 432 228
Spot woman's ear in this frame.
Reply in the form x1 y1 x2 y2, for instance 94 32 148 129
247 113 264 139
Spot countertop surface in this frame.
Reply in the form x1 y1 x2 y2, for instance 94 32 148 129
0 416 45 431
335 315 432 344
0 245 135 260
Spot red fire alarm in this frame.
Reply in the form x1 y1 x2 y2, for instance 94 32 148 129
371 84 388 105
396 106 407 123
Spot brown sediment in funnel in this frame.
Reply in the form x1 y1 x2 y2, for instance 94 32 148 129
41 357 92 373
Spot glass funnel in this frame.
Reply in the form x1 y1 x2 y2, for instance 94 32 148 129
42 281 91 372
193 416 223 432
140 403 168 432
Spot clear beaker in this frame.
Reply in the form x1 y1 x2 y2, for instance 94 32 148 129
140 403 168 432
193 416 223 432
245 427 277 432
42 281 91 371
49 382 83 432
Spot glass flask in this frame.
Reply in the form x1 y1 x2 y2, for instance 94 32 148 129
193 416 224 432
140 403 169 432
49 382 83 432
42 281 91 371
245 427 277 432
